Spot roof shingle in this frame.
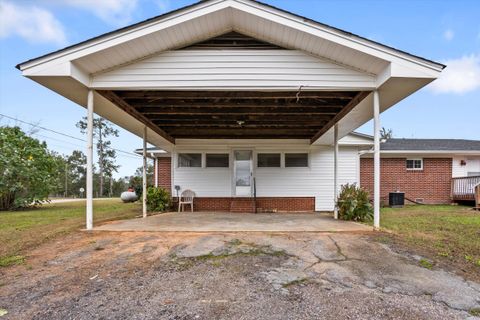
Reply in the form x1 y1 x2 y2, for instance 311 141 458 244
381 139 480 151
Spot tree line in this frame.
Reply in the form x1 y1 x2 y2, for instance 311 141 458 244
0 117 152 210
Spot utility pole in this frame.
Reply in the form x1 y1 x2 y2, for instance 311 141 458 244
109 175 113 197
98 119 104 197
64 162 68 198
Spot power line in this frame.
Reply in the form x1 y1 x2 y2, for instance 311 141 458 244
30 133 141 160
1 113 85 142
0 113 141 157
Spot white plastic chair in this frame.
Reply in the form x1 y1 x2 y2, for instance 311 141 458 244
178 189 195 212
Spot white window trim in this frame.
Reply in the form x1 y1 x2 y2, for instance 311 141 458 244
177 152 203 169
256 152 282 168
406 158 423 170
284 152 310 168
205 152 230 168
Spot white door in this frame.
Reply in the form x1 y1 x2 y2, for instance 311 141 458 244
234 150 253 196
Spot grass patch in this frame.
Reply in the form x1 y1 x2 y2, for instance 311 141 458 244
377 205 480 277
0 255 25 267
0 199 140 267
419 258 433 270
196 246 286 261
282 278 308 288
469 308 480 317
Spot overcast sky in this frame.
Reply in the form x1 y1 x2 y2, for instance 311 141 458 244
1 0 479 178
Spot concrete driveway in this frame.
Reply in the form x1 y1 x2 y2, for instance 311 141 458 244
1 231 479 319
94 212 372 232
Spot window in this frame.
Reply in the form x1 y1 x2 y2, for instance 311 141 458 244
406 159 423 170
285 153 308 167
206 153 229 167
257 153 281 167
178 153 201 167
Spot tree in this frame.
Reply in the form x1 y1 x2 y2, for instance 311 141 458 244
111 177 129 197
0 127 59 210
76 117 119 197
380 127 393 140
67 150 87 197
129 163 154 196
49 151 68 197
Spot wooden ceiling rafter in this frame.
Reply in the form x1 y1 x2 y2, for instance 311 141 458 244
102 90 369 141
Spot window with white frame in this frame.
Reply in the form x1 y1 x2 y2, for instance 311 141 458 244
206 153 229 167
257 153 281 167
406 159 423 170
178 153 202 167
285 153 309 167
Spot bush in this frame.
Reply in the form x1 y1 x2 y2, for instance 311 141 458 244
336 183 373 222
146 187 171 212
0 127 59 210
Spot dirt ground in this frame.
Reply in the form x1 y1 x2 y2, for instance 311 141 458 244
1 231 479 320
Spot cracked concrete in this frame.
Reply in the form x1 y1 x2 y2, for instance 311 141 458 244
163 233 480 314
1 232 479 319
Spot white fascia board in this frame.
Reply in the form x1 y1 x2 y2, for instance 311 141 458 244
17 0 228 72
232 0 443 75
23 61 90 87
361 150 480 158
338 141 374 146
19 0 443 80
381 150 480 155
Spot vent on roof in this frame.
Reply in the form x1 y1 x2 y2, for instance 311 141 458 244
183 31 283 50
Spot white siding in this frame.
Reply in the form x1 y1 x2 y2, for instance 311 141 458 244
92 49 375 89
172 140 361 211
452 156 480 178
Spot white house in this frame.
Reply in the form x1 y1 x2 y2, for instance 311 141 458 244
146 132 373 212
16 0 444 229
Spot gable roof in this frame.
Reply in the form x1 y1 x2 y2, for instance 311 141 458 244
15 0 445 150
382 139 480 151
16 0 444 73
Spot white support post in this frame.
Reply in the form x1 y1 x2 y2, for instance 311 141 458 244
142 126 147 218
333 124 339 219
373 90 381 229
154 158 158 187
86 89 94 230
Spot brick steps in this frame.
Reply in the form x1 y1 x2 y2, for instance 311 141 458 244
230 198 256 213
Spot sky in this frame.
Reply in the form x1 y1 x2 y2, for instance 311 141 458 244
1 0 479 178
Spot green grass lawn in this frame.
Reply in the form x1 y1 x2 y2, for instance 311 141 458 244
379 205 480 270
0 199 141 267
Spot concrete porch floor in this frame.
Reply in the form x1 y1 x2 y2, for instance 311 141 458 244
94 212 372 232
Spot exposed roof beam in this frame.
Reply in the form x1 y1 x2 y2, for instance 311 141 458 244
97 90 175 144
116 90 357 100
310 91 371 144
148 114 333 121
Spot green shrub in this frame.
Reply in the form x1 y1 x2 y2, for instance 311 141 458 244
146 187 171 212
0 127 59 210
336 183 373 222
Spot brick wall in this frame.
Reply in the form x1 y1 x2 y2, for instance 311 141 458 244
256 197 315 212
360 158 452 204
174 197 315 212
156 157 172 192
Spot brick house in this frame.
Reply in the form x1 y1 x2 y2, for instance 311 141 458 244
360 138 480 204
147 136 480 210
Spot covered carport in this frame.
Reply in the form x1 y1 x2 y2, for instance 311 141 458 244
16 0 444 230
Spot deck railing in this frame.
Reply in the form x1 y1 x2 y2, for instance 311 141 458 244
451 176 480 200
